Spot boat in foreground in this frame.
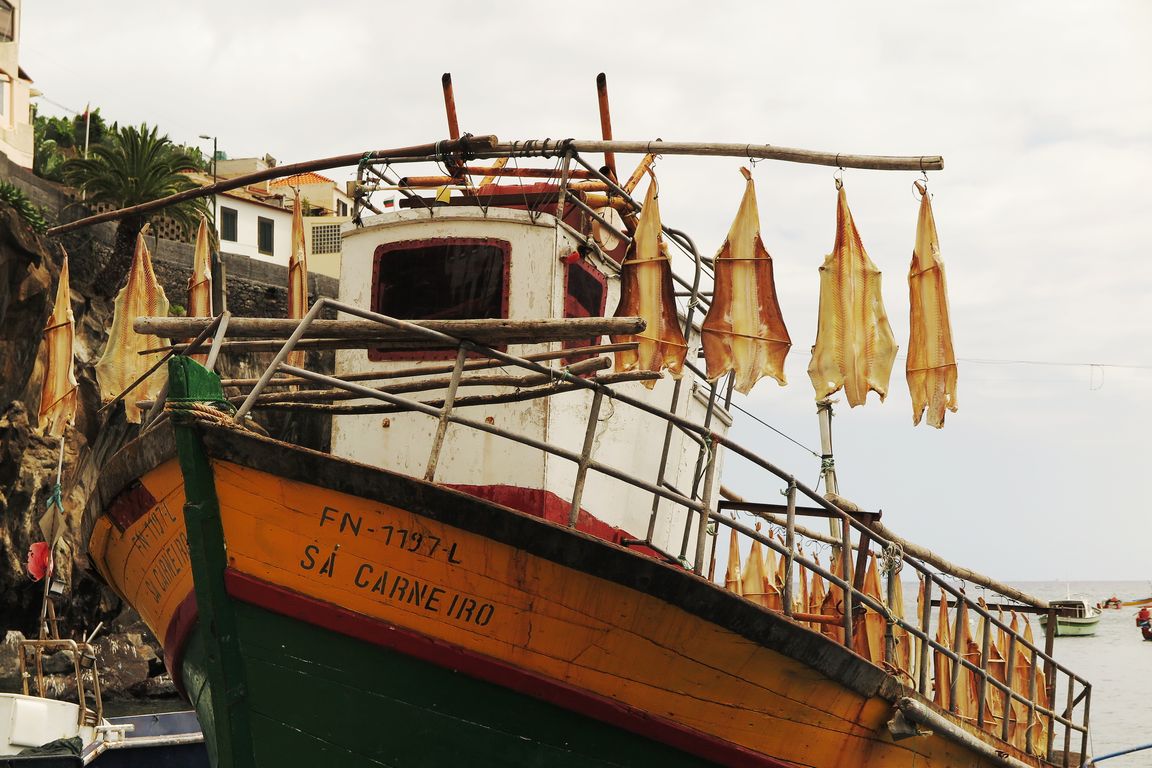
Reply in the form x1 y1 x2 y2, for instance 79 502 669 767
1038 600 1100 638
77 120 1093 767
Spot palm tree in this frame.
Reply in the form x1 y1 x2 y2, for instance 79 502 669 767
63 123 207 295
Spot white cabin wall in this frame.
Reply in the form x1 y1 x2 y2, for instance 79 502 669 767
331 206 730 562
332 209 572 489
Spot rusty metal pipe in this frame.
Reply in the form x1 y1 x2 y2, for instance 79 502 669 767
596 73 617 178
441 73 461 141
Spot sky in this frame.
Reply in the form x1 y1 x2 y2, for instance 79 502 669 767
19 2 1152 581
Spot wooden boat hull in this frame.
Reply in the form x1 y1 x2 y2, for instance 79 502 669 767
85 414 1046 767
1037 614 1099 637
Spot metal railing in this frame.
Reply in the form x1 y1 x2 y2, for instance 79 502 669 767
195 299 1090 766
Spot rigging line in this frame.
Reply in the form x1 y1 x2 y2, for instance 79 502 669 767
954 357 1152 370
728 400 821 459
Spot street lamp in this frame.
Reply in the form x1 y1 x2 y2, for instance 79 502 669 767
198 135 226 313
198 134 218 224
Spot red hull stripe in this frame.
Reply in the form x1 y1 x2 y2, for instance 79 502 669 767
223 569 792 768
161 591 199 698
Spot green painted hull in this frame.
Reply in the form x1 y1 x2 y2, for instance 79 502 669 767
180 601 718 768
1038 615 1099 637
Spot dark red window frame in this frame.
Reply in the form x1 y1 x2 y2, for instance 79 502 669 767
563 258 607 355
369 237 512 362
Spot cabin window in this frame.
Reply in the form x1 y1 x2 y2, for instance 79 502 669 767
563 259 607 353
220 207 238 242
370 237 510 361
257 216 274 255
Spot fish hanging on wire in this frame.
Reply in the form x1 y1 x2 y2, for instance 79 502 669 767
187 216 213 366
37 252 78 437
611 174 687 386
906 185 958 427
287 190 310 370
807 184 897 406
95 230 170 422
701 168 791 394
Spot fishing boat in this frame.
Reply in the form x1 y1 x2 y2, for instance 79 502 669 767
1037 600 1100 638
69 78 1095 768
1 637 208 765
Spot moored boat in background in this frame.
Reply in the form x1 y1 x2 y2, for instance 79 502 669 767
1038 600 1100 637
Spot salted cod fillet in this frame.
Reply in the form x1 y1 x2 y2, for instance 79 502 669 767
907 191 957 427
95 233 170 423
807 187 897 406
701 168 791 394
38 253 78 436
611 178 687 386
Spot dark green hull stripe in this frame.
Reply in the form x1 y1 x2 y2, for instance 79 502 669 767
183 602 719 768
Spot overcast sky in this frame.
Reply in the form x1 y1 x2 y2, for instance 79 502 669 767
21 2 1152 581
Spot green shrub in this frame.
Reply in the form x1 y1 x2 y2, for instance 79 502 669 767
0 182 51 234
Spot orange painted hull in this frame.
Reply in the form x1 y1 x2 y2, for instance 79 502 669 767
86 425 1043 768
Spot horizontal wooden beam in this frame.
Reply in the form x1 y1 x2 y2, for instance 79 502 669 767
46 135 942 237
45 135 500 237
134 316 644 345
490 139 944 172
718 499 882 523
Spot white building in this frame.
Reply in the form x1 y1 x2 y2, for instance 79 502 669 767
0 0 35 168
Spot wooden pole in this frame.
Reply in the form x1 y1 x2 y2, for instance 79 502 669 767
46 135 499 237
596 73 618 179
134 316 644 343
46 136 942 237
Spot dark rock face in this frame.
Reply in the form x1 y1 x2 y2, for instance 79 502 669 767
0 191 338 705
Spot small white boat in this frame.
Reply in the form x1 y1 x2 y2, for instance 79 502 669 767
1038 599 1101 637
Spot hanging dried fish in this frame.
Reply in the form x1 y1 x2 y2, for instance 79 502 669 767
701 168 790 394
724 527 743 596
38 253 78 437
807 186 897 406
187 216 213 366
95 232 170 423
852 552 887 664
188 216 213 318
611 177 687 386
288 192 310 370
907 188 958 427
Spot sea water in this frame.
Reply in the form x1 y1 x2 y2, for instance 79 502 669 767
1012 581 1152 765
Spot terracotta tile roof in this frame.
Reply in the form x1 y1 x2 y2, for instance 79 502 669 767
270 172 335 187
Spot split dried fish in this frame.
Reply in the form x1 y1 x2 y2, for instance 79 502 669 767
702 168 791 394
807 186 897 407
907 191 958 427
38 253 78 436
96 233 170 423
611 178 687 386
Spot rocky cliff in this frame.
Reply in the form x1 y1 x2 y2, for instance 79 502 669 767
0 196 332 706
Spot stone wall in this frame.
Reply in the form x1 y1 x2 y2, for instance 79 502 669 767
0 154 341 315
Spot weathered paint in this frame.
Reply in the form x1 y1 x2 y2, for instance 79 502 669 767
86 417 1045 768
334 208 728 560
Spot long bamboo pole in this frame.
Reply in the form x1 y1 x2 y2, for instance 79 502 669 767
133 316 643 342
45 135 499 237
47 137 943 237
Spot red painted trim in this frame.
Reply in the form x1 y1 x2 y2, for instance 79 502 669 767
444 484 668 562
224 569 791 768
105 481 158 533
161 591 199 698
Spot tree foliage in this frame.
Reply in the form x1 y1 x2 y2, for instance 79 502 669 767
61 123 209 295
